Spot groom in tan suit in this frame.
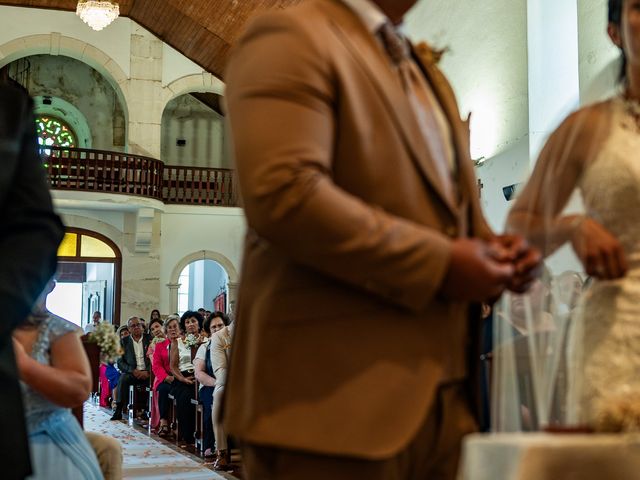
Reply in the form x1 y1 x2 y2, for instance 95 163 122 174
224 0 540 478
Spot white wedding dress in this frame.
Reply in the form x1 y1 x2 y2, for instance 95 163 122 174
567 95 640 426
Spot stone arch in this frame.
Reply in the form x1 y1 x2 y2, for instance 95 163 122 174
168 250 239 314
161 73 225 116
60 213 125 253
0 34 130 124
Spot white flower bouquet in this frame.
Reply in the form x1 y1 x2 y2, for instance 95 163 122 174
184 333 200 348
88 322 123 363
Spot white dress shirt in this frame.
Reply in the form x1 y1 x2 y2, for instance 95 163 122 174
131 336 146 370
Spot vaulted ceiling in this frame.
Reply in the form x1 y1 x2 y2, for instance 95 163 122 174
0 0 301 79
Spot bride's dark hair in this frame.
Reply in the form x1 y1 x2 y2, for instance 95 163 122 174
608 0 626 82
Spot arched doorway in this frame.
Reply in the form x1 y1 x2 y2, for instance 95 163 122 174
48 228 122 327
177 259 229 315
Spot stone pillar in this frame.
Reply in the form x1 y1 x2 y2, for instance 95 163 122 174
527 0 580 162
166 283 181 315
127 27 164 159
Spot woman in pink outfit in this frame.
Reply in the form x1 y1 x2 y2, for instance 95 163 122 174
146 317 166 429
152 315 180 436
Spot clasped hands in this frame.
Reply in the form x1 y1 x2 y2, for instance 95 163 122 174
132 369 149 380
440 234 542 303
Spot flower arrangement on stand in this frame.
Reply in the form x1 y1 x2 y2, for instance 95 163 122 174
88 322 123 363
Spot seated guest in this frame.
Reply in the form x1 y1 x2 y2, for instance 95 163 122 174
84 311 102 334
193 313 227 460
116 325 129 340
149 309 161 323
99 361 120 408
169 311 204 445
111 316 151 421
147 318 166 358
146 317 166 429
13 280 103 479
152 315 181 437
209 312 233 470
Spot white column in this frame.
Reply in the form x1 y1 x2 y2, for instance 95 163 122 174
527 0 580 162
167 283 181 315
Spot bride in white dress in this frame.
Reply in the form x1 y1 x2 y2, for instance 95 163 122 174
503 0 640 430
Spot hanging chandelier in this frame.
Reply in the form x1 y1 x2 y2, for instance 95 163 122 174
76 1 120 31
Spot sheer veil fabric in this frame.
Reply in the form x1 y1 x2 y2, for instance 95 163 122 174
493 94 640 432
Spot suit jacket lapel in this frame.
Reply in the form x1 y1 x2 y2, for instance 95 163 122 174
325 3 459 218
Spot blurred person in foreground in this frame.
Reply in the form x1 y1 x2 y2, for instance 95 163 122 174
223 0 540 478
0 78 64 479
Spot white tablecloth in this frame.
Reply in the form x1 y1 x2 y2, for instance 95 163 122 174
460 433 640 480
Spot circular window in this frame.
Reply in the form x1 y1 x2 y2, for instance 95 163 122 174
35 115 77 150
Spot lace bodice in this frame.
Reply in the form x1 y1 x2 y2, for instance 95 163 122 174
580 96 640 262
21 313 80 432
569 95 640 425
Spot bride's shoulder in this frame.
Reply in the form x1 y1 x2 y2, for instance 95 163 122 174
562 100 614 132
551 100 614 150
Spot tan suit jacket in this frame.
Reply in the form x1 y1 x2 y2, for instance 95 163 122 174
224 0 493 460
210 324 233 386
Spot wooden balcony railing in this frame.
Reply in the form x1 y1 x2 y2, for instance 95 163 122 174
41 146 237 207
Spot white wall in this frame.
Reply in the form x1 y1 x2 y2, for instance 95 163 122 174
159 205 245 314
406 0 529 160
475 137 530 232
578 0 621 105
161 94 225 168
0 6 132 76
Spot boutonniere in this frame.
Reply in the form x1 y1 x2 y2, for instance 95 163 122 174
222 342 232 350
184 333 200 348
414 41 447 67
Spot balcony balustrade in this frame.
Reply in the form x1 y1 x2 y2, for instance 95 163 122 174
42 146 237 207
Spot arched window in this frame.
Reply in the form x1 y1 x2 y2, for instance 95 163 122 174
35 115 77 150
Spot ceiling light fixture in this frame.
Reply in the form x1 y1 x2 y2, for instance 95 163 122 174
76 1 120 31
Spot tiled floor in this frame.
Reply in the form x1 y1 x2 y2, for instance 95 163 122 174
84 403 240 479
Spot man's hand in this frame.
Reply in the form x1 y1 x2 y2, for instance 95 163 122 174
492 234 542 293
165 375 174 384
439 238 515 302
132 369 149 380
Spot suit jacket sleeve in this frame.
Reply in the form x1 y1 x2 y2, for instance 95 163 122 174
117 337 134 373
225 12 453 313
210 332 228 387
0 86 64 334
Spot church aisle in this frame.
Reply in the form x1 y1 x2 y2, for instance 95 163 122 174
84 403 236 479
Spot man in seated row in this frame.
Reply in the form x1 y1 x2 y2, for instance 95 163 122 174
111 316 152 421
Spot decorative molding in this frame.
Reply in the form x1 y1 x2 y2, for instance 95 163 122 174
134 207 155 253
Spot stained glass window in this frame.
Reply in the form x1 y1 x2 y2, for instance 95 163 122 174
35 116 77 153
